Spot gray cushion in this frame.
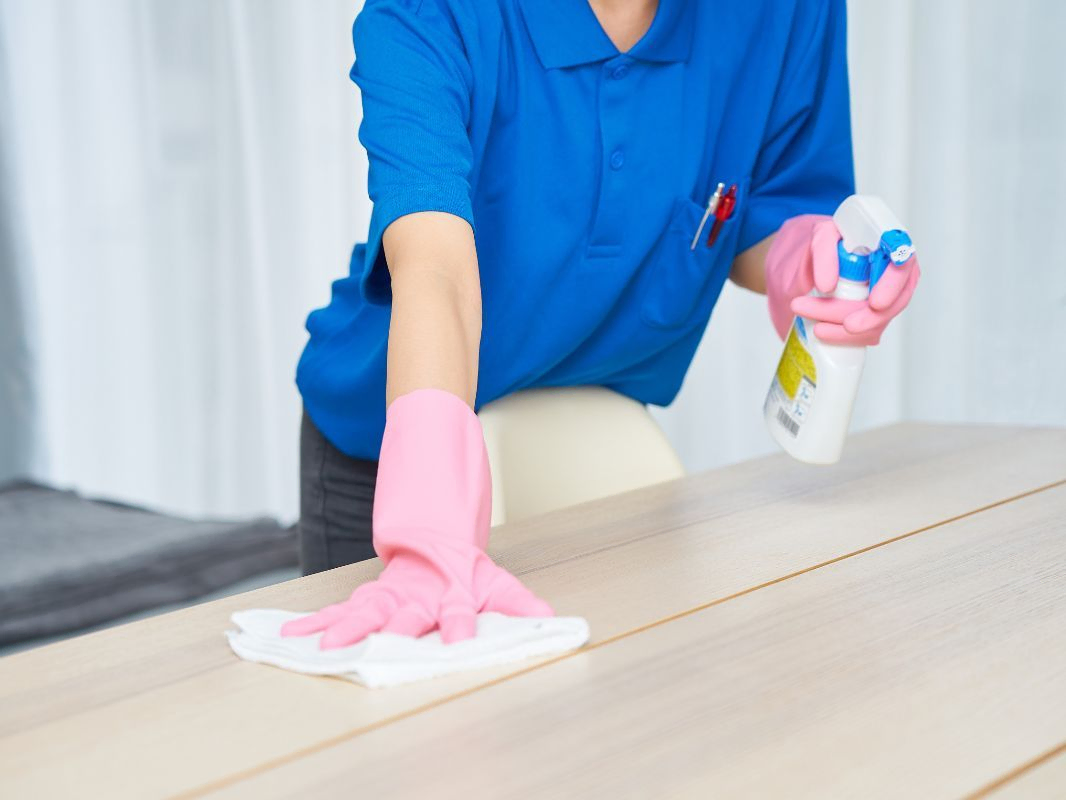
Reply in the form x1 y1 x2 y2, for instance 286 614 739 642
0 481 298 644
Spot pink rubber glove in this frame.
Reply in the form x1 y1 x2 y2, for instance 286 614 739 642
766 214 920 346
281 388 553 649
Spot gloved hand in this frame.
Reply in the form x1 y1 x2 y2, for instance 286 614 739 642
281 388 553 649
766 214 920 346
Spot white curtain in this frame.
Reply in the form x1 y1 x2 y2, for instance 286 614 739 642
0 0 367 518
1 0 1063 521
0 23 39 481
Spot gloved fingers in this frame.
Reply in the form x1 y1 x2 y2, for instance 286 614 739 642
280 601 350 637
812 321 883 347
439 606 479 644
319 602 391 650
789 295 866 325
811 219 842 294
350 580 386 601
485 570 555 618
843 265 920 334
380 604 436 638
841 307 888 336
868 256 918 310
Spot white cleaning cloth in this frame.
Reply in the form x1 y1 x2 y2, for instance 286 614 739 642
226 609 590 689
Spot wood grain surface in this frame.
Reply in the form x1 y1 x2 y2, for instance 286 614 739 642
979 746 1066 798
202 485 1066 799
0 423 1063 799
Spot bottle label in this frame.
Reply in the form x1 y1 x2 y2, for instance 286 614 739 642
768 321 817 437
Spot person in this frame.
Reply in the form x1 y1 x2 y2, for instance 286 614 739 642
282 0 920 649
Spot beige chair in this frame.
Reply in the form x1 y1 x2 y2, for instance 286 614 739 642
477 386 685 526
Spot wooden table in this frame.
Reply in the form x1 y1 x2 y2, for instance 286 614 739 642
2 423 1065 799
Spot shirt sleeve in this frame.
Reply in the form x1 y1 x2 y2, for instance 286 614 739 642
738 0 855 253
351 0 476 304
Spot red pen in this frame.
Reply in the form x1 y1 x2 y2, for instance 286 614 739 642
706 183 737 248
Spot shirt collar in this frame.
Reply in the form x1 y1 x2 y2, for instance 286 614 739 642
518 0 696 70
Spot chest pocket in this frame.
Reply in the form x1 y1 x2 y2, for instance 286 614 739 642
641 176 752 330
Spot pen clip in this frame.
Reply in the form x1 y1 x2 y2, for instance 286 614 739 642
690 182 725 251
706 183 738 248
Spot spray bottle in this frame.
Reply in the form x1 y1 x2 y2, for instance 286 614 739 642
763 195 915 465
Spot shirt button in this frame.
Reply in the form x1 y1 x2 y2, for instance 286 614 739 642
609 149 625 170
611 64 629 80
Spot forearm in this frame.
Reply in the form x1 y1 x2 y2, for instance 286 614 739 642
382 212 482 408
388 267 481 406
729 232 774 294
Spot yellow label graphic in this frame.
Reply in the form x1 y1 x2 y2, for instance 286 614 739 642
775 325 817 399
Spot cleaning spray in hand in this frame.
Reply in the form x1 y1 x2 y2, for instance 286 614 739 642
763 195 915 465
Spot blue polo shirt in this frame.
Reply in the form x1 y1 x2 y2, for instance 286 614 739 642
297 0 854 460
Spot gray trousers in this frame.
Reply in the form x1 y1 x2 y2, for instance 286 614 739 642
298 411 378 575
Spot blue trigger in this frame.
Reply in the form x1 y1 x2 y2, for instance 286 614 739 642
871 229 915 288
837 231 915 289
